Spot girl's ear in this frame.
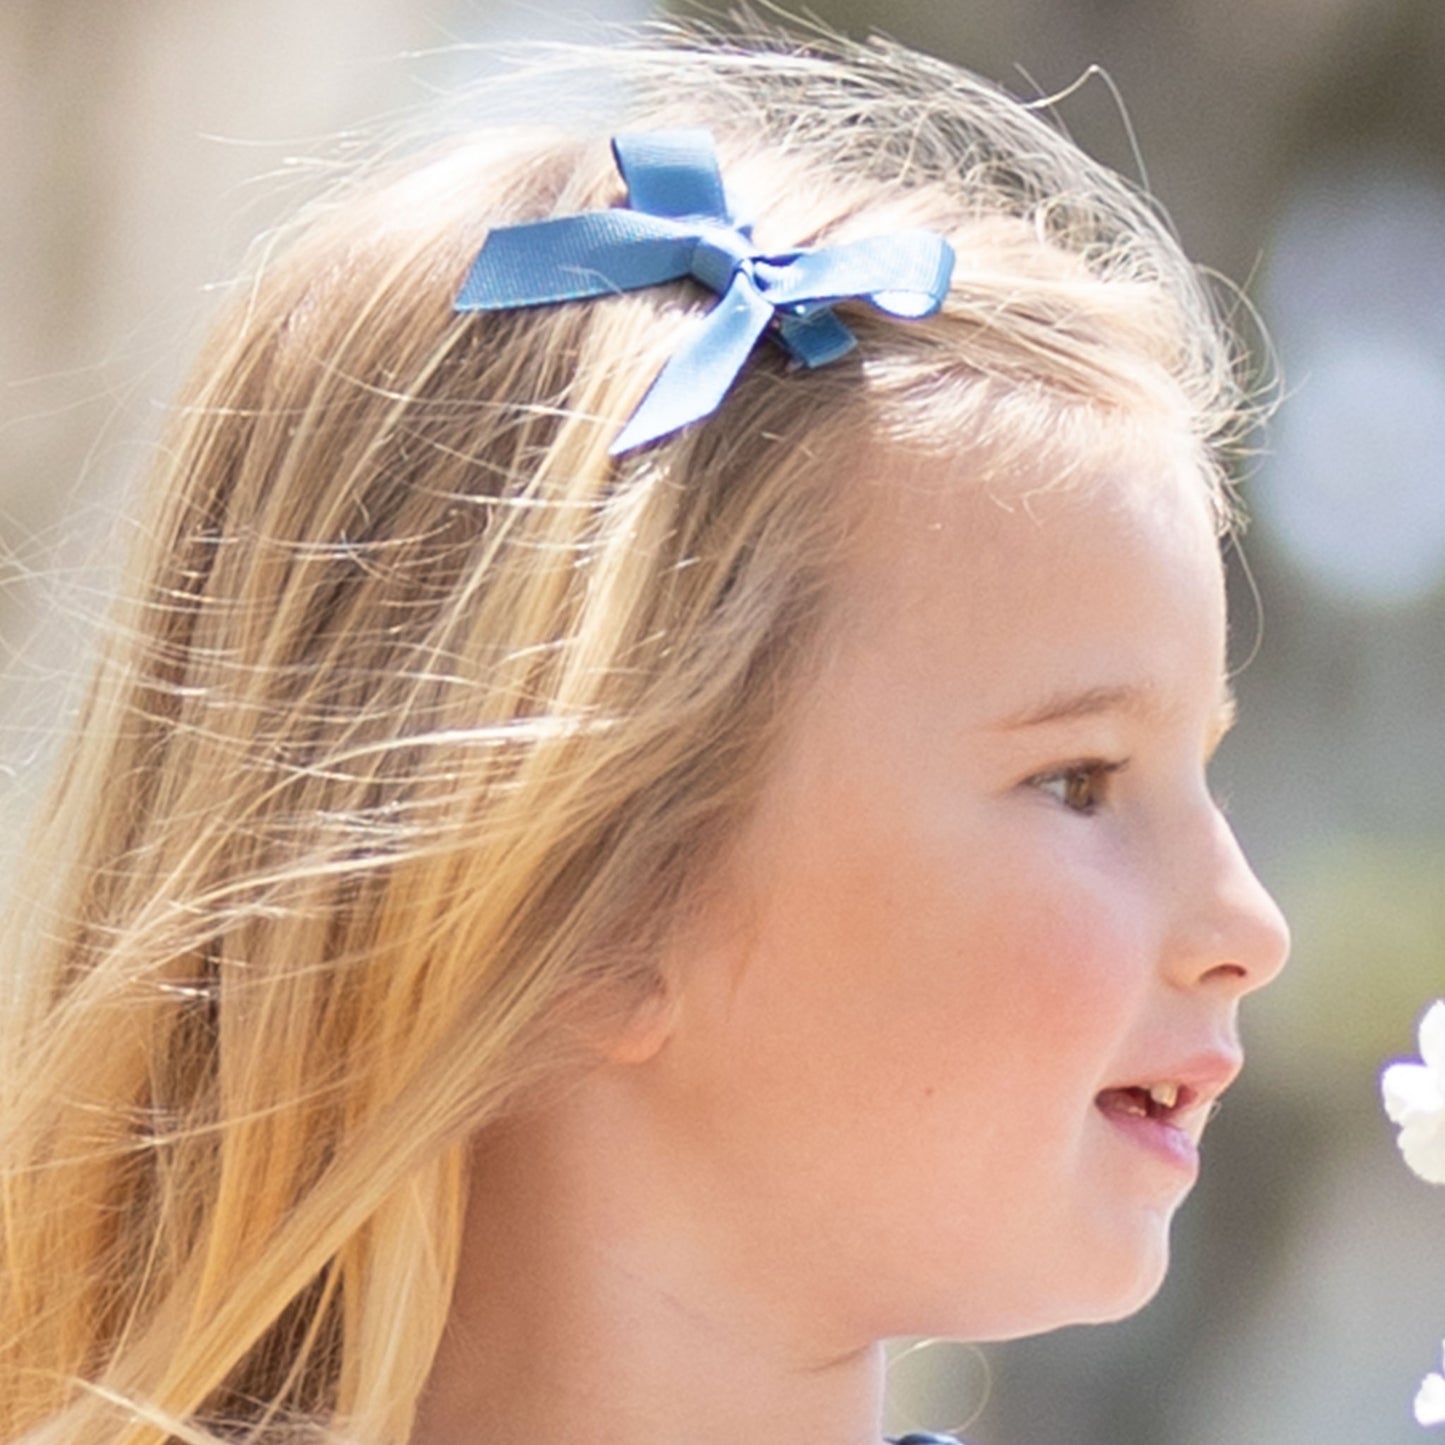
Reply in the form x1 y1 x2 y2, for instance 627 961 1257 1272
602 973 681 1066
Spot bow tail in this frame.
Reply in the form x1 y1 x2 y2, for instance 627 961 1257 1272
610 275 775 454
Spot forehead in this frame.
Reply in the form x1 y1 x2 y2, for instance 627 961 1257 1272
844 408 1217 584
817 422 1228 722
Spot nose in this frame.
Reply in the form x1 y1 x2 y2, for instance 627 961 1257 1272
1164 807 1291 996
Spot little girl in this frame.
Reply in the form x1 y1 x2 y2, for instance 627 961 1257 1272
0 28 1289 1445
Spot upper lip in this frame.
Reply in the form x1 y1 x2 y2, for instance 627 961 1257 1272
1157 1048 1243 1102
1097 1047 1244 1136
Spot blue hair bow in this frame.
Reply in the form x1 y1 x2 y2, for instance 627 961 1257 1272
454 129 955 454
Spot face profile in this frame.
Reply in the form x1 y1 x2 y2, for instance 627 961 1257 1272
492 420 1291 1371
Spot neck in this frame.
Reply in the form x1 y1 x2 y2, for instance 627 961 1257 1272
411 1080 887 1445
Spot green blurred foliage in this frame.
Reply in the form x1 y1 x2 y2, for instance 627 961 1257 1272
1262 833 1445 1071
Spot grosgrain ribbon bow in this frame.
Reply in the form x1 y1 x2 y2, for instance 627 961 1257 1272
454 129 955 454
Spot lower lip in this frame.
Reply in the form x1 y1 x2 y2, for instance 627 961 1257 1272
1098 1107 1200 1175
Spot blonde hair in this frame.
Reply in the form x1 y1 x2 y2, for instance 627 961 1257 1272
0 27 1250 1445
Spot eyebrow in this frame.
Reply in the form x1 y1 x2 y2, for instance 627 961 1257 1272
990 679 1239 744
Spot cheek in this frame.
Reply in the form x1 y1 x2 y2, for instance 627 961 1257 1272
929 844 1150 1065
725 796 1148 1130
661 781 1173 1340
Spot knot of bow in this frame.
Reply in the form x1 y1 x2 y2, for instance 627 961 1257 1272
454 129 955 454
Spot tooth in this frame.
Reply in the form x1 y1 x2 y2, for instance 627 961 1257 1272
1148 1082 1179 1109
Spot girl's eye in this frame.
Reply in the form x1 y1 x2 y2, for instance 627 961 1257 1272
1029 760 1125 815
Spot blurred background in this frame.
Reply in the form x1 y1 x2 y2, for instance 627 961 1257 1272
3 2 1444 1441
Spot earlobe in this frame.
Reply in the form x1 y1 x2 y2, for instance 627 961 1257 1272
603 975 681 1066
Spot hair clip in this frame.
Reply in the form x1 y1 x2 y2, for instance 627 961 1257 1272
454 129 955 454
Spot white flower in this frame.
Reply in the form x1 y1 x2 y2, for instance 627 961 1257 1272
1417 1345 1445 1427
1382 1001 1445 1186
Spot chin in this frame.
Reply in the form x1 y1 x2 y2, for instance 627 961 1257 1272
980 1233 1174 1341
1067 1230 1173 1327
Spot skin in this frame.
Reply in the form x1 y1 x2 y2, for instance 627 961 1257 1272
414 419 1290 1445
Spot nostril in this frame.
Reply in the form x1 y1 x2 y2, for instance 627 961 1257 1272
1205 961 1249 986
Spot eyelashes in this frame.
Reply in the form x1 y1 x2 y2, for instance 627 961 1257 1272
1023 759 1230 818
1026 759 1128 815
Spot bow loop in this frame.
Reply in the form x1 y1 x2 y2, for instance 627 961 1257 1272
613 129 729 221
454 129 955 453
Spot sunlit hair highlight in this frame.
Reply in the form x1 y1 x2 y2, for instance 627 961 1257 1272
0 26 1254 1445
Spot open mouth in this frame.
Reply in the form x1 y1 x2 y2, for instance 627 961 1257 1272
1094 1081 1205 1173
1095 1081 1196 1123
1093 1053 1240 1174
